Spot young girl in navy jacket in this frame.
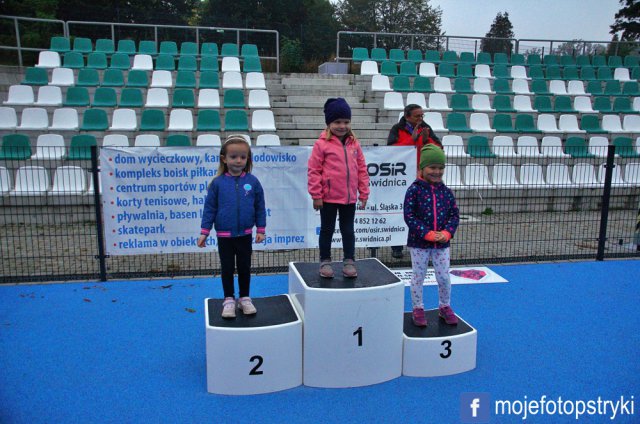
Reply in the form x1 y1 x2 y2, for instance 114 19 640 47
404 145 460 327
198 135 266 319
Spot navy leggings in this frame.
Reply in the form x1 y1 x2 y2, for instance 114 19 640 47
217 235 252 298
319 202 356 261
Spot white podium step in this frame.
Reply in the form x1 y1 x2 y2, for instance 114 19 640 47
402 309 477 377
205 295 302 395
289 258 405 388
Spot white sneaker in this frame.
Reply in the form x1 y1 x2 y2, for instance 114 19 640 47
237 297 257 315
221 297 236 319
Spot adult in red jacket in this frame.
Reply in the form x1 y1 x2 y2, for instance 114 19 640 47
387 104 442 259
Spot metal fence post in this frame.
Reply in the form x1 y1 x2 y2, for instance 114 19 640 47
596 144 616 260
91 145 108 281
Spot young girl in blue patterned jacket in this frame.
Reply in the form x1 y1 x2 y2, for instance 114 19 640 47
404 144 460 327
197 135 266 319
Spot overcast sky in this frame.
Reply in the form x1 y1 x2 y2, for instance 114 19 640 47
428 0 621 42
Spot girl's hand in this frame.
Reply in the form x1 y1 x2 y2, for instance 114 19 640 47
197 234 207 248
358 199 367 210
255 233 265 243
313 199 323 210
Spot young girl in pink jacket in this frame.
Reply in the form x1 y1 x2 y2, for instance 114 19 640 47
308 98 370 278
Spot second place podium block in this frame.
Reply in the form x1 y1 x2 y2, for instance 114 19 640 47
289 259 405 388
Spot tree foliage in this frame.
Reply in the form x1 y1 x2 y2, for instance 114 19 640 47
610 0 640 41
553 40 606 56
480 12 514 55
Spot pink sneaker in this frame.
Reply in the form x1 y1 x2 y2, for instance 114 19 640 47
342 259 357 278
221 297 236 319
412 307 427 327
237 297 257 315
319 260 334 278
439 305 458 325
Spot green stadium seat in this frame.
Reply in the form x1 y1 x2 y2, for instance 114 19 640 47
622 81 640 96
371 47 387 62
586 80 603 96
109 53 131 69
450 94 472 111
592 55 607 67
126 70 149 88
199 71 219 89
197 109 221 131
243 57 262 72
526 54 542 66
554 96 576 113
446 113 471 132
580 66 596 80
399 61 416 76
613 97 636 114
200 56 219 71
510 53 525 66
50 36 70 53
624 55 639 68
392 76 411 92
175 71 196 88
166 134 191 147
604 80 622 96
515 114 542 133
493 53 509 65
352 47 369 62
476 52 492 65
138 40 157 55
172 89 195 107
221 43 239 57
453 77 473 94
159 41 178 56
528 65 545 80
533 96 554 113
86 52 108 70
389 49 405 62
493 95 515 112
467 135 496 158
412 76 433 92
576 55 591 67
224 109 248 131
559 55 575 67
563 67 579 80
80 109 109 131
95 39 115 55
543 54 559 67
102 69 124 87
223 89 245 108
140 109 165 131
76 68 100 87
73 37 93 54
155 54 175 71
119 88 143 107
380 61 398 76
545 65 562 80
531 79 549 95
442 50 458 63
593 96 613 113
459 52 475 64
493 79 513 94
0 134 31 160
608 55 623 68
493 64 511 80
63 52 84 69
597 67 613 80
424 50 441 64
180 42 198 56
457 63 474 79
438 62 455 78
201 42 219 57
565 136 595 158
580 115 606 134
22 67 48 86
613 137 640 158
177 56 197 71
64 87 90 106
407 49 423 62
67 135 97 160
492 114 515 132
632 67 640 80
92 87 117 107
117 39 136 54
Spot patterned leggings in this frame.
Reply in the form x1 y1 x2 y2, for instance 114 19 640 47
409 247 451 309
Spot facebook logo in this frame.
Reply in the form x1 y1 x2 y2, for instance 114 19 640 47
460 392 490 423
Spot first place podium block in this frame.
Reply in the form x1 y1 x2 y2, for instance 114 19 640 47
402 309 477 377
289 259 404 388
205 295 302 395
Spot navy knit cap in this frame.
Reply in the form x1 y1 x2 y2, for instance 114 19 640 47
324 97 352 125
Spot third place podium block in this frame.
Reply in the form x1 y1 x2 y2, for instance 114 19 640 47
289 259 404 388
402 309 477 377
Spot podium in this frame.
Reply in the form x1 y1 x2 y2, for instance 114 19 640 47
402 309 477 377
204 295 302 395
288 259 404 388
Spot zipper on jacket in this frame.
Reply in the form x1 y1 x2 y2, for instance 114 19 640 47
235 176 240 236
431 187 438 248
342 142 351 204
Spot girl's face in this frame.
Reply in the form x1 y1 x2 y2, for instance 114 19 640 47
329 119 351 139
421 164 445 184
222 143 249 176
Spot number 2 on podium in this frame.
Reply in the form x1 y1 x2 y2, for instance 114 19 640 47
353 326 363 346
